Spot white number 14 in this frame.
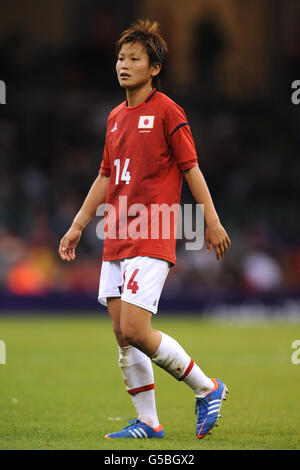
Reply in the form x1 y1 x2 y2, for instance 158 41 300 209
114 158 131 185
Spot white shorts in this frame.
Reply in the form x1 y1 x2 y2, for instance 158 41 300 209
98 256 170 314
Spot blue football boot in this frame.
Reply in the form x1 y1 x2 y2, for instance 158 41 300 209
105 419 164 439
195 378 228 439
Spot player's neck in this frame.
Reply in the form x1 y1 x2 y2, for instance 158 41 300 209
126 84 153 108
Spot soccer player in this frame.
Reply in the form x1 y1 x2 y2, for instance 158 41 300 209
59 19 231 439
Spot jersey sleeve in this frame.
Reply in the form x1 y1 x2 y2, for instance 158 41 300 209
99 138 111 177
164 103 198 172
99 114 112 177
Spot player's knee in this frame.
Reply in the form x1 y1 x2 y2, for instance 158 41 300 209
121 323 143 348
121 327 137 347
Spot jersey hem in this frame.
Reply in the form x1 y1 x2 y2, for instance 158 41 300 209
98 293 120 308
102 252 175 266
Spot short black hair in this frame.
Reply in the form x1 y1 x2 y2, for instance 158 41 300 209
115 19 168 91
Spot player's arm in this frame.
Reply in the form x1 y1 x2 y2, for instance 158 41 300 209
184 165 231 261
58 174 110 261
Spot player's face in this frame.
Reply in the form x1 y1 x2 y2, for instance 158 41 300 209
116 41 159 90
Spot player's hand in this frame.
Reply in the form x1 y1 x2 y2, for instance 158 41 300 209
58 224 82 261
205 220 231 261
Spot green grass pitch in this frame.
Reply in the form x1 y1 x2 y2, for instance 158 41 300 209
0 313 300 450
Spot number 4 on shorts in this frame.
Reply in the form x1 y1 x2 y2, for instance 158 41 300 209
122 268 139 294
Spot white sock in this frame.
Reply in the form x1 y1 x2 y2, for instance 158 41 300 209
151 332 214 397
118 345 160 428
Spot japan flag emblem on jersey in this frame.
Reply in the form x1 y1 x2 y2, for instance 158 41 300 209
138 115 155 129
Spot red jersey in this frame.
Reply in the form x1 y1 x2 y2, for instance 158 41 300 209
99 88 198 265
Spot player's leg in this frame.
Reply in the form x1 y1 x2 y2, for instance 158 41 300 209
99 261 160 436
119 256 214 394
120 300 228 438
119 300 160 355
149 321 229 439
106 296 160 429
120 301 214 395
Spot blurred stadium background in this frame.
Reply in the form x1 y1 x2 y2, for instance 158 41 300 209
0 0 299 316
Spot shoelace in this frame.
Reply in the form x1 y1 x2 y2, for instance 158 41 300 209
194 397 209 416
123 419 140 430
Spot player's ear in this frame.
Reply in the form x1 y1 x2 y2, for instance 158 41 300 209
151 62 162 78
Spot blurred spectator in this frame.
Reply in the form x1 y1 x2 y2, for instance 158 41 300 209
192 16 226 96
241 251 282 293
6 246 56 295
